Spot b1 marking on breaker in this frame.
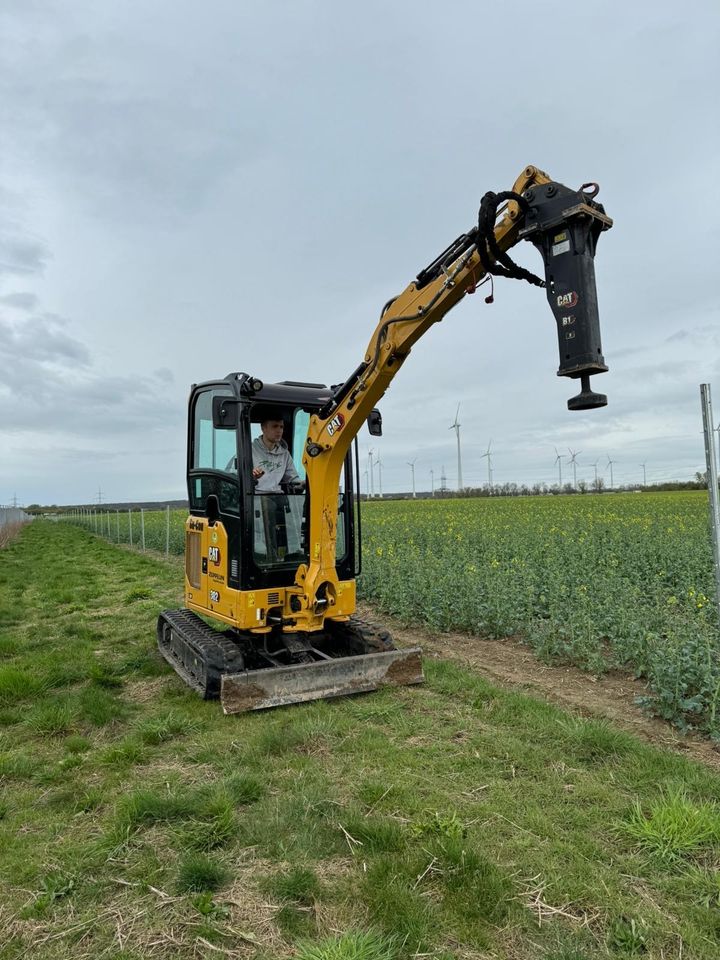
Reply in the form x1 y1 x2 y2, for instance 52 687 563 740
208 546 220 565
327 413 345 437
562 315 576 327
209 590 220 603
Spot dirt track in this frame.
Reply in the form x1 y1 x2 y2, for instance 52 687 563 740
359 601 720 771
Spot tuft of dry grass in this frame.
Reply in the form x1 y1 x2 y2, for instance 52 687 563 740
0 521 25 549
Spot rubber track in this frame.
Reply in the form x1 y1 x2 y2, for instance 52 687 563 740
157 609 245 699
327 615 395 654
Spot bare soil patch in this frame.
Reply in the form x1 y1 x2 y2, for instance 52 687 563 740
359 601 720 771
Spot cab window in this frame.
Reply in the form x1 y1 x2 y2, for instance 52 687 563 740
193 389 237 472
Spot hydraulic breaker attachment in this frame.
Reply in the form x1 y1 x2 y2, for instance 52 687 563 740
221 647 424 713
519 181 613 410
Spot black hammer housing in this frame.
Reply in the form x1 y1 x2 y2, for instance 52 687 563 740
519 182 613 410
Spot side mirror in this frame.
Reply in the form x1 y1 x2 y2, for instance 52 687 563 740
212 396 239 429
367 408 382 437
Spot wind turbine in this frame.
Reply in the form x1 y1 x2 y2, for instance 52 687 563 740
480 440 493 491
367 449 375 498
592 459 600 489
407 459 417 499
430 468 435 497
568 448 581 490
607 454 616 490
640 462 647 488
554 447 565 487
376 456 383 498
449 404 463 491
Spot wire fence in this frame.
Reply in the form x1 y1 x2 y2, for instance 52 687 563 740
61 506 186 557
0 507 32 527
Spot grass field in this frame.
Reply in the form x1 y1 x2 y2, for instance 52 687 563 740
2 521 720 959
71 490 720 738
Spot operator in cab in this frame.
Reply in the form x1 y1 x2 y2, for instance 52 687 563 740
252 414 304 492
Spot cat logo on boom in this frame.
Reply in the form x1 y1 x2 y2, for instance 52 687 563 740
327 413 345 437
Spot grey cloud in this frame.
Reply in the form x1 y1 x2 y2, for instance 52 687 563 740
666 323 720 345
0 291 39 310
0 312 91 366
0 233 50 277
0 306 181 439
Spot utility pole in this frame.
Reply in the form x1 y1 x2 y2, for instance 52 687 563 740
701 384 720 623
407 459 417 499
96 486 104 505
450 404 463 492
430 468 435 497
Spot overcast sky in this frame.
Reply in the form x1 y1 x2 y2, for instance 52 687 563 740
1 0 719 504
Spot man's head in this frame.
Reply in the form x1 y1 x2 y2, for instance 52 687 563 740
260 417 285 447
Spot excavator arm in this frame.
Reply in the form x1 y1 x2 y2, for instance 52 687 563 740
290 165 612 631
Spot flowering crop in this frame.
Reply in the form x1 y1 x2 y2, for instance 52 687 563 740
72 492 720 738
359 492 720 738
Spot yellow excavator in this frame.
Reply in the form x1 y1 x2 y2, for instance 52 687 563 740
158 165 613 713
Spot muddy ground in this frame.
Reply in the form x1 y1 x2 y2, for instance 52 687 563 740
358 601 720 771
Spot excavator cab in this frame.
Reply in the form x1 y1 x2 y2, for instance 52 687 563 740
158 374 423 711
186 378 358 593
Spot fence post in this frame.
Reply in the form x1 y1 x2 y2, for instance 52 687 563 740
701 384 720 623
129 509 133 547
116 509 120 543
141 508 146 551
166 505 170 557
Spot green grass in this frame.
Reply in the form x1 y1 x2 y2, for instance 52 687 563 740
3 521 720 958
176 852 229 892
621 787 720 861
295 931 402 960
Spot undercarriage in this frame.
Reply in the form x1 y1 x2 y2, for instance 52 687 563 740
157 610 423 713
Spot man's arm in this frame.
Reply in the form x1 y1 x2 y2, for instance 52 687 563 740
281 451 303 488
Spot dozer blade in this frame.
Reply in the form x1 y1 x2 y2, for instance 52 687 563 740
221 647 423 714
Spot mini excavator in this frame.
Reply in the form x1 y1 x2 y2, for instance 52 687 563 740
158 165 612 713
